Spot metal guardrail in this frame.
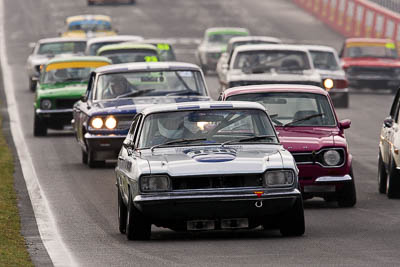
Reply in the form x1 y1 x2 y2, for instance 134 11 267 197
369 0 400 13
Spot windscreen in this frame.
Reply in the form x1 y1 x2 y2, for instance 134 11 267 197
138 109 277 148
68 20 112 32
41 67 93 86
38 41 86 55
233 50 311 73
95 70 207 100
88 41 122 55
99 49 158 64
207 32 249 44
345 42 398 58
227 92 336 127
309 50 340 70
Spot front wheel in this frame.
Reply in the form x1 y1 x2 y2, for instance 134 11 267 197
126 192 151 240
33 114 47 136
337 168 357 207
87 148 105 168
118 188 127 234
378 153 387 194
386 160 400 198
29 78 37 92
81 149 88 164
279 197 305 237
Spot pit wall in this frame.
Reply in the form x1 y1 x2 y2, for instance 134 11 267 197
293 0 400 47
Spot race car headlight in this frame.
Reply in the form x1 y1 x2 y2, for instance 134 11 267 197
323 78 334 91
323 150 341 166
90 117 103 129
105 116 117 129
40 99 52 110
141 175 171 192
264 170 294 187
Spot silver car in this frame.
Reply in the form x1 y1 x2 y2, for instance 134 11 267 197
303 45 349 108
219 44 322 91
196 27 250 74
85 35 143 55
26 37 86 91
115 101 304 240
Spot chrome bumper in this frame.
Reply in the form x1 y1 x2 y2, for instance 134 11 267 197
36 108 73 114
315 174 352 183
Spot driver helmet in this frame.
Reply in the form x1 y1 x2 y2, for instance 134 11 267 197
158 115 184 139
109 75 129 95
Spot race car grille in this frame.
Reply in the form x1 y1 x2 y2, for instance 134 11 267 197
229 80 322 88
292 148 345 167
171 174 263 190
347 66 395 77
55 98 79 109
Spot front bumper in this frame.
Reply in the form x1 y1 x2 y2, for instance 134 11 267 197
36 109 73 128
84 132 125 160
300 174 352 194
347 76 400 89
134 188 301 222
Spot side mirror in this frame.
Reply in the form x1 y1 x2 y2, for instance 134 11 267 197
123 139 135 155
339 119 351 130
80 94 88 102
384 117 394 128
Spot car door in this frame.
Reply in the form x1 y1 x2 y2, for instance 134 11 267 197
382 90 400 166
118 114 143 202
391 98 400 168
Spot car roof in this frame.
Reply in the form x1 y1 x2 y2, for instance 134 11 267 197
66 15 111 24
46 56 112 65
223 84 328 98
38 37 87 44
141 101 266 115
302 45 337 53
205 27 250 35
228 36 282 44
345 37 394 44
94 61 202 74
97 43 157 54
86 35 144 46
234 44 309 53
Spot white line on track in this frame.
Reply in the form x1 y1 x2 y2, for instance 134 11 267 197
0 0 76 266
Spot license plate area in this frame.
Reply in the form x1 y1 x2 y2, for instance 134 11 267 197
220 218 249 229
304 185 335 193
187 220 215 231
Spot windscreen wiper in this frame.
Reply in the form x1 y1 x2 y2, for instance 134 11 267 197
283 113 324 127
150 138 207 151
221 135 277 147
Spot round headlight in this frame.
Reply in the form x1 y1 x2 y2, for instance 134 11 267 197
105 116 117 129
40 99 52 110
323 150 341 166
323 78 334 91
91 117 103 129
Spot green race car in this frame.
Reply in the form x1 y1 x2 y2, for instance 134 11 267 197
34 56 112 136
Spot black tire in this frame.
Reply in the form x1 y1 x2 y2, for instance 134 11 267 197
337 168 357 207
29 78 36 92
33 114 47 136
279 197 305 237
126 191 151 240
82 149 88 164
378 153 387 194
87 149 105 168
118 188 127 234
386 160 400 198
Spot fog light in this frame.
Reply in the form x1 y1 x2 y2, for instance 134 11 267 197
105 116 117 129
40 99 52 110
90 117 103 129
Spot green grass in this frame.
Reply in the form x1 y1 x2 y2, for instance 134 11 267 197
0 116 33 266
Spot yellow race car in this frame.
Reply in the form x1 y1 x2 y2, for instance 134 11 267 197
61 15 117 38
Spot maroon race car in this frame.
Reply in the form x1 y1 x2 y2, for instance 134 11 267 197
219 84 356 207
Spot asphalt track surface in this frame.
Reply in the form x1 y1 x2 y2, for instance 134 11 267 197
3 0 400 266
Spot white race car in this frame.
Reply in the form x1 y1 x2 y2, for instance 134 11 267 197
219 44 322 91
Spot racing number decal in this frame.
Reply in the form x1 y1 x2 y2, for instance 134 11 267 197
145 56 158 62
157 43 170 50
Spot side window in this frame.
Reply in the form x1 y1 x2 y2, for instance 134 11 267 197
390 90 400 120
339 44 345 58
129 114 142 143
